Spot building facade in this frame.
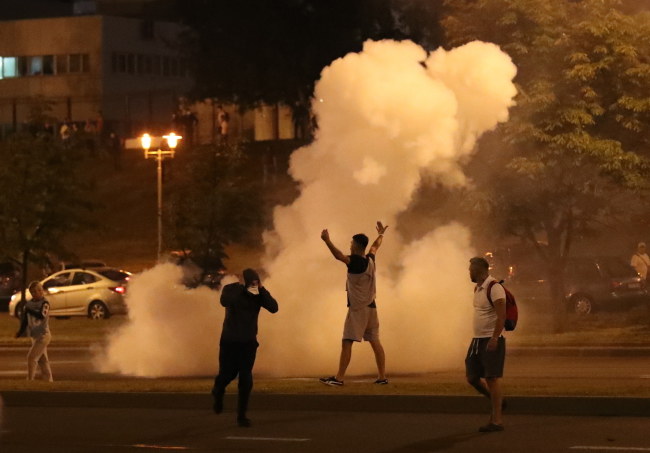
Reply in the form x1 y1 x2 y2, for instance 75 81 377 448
0 15 190 137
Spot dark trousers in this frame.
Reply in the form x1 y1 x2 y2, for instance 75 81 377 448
212 341 258 417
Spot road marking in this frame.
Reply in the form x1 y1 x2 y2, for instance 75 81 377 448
571 447 650 451
100 444 191 450
226 436 310 442
131 445 190 450
0 371 24 375
49 360 90 364
0 346 90 351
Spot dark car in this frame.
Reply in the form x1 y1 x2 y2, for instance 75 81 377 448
0 262 22 312
505 256 649 315
169 250 226 290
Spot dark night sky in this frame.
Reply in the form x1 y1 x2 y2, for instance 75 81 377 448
1 0 72 20
1 0 649 22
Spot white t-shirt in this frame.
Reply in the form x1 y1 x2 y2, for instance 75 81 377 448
473 276 506 338
630 253 650 279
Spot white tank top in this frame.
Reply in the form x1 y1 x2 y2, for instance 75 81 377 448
346 256 376 309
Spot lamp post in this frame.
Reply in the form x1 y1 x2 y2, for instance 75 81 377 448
140 132 182 260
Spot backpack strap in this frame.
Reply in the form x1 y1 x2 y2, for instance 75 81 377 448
636 254 650 267
486 279 505 308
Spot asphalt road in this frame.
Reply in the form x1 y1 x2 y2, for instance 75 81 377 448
1 405 649 453
1 346 649 381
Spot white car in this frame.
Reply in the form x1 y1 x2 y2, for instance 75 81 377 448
9 268 131 320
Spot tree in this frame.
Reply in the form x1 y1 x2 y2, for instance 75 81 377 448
176 0 422 123
0 116 93 302
443 0 650 330
167 143 263 284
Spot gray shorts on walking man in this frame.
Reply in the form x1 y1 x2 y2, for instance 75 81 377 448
343 306 379 342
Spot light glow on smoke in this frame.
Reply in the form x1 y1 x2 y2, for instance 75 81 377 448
97 40 517 377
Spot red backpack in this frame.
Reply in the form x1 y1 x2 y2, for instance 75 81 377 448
487 280 518 331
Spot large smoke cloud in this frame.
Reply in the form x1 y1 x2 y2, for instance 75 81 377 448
97 40 517 377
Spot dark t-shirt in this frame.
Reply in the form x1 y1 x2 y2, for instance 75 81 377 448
219 283 279 343
346 253 376 308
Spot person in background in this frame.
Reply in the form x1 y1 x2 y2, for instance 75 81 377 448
630 242 650 280
107 131 123 171
15 281 53 382
59 118 72 143
218 106 230 144
211 269 278 427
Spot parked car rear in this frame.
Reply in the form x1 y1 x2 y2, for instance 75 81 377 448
9 267 130 319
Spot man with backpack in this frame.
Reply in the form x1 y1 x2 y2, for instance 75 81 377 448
466 256 507 432
630 242 650 280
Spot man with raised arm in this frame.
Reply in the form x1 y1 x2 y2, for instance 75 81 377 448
319 221 389 386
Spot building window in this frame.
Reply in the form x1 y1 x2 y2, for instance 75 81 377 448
170 58 178 77
144 55 152 74
118 54 127 73
162 56 170 76
136 54 144 74
43 55 55 75
153 55 161 75
29 56 43 75
57 55 68 74
127 54 135 74
0 54 88 78
69 54 82 72
140 20 155 40
1 57 18 78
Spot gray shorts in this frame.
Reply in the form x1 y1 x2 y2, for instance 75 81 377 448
343 306 379 342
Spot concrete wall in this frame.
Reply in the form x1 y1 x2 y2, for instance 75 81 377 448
254 104 294 141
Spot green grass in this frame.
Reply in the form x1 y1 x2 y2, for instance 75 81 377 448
509 308 650 347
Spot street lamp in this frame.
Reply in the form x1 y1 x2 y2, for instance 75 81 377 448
140 132 182 260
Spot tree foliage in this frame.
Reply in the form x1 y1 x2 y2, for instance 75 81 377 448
0 112 93 297
443 0 650 328
168 143 263 276
177 0 440 109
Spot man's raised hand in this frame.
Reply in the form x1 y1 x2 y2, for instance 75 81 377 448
321 229 330 242
376 221 389 235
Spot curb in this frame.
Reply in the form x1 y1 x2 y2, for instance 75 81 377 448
1 343 648 357
508 346 650 357
1 392 648 417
